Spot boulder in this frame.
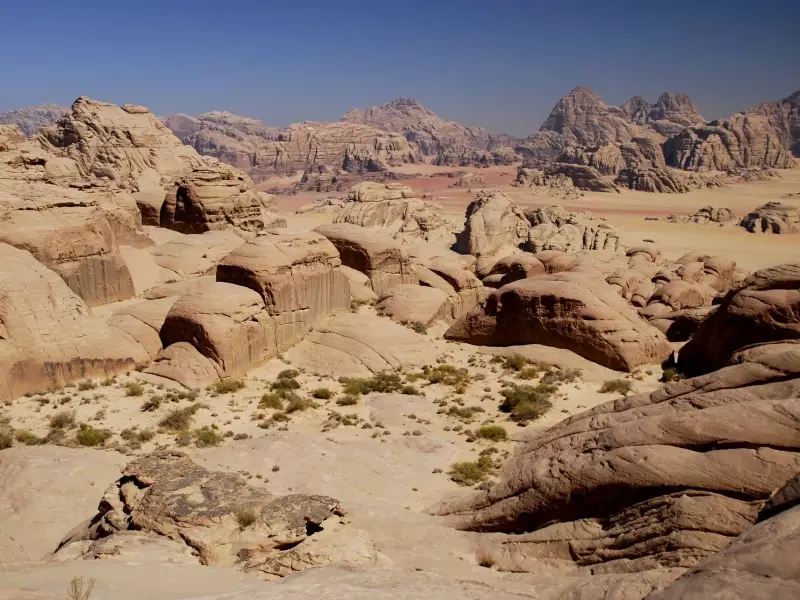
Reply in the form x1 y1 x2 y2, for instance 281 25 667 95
56 451 350 580
377 284 453 328
216 231 350 347
512 166 581 200
679 263 800 376
340 265 378 305
285 312 438 377
432 343 800 576
455 191 530 268
0 243 150 399
314 223 417 296
484 253 546 287
740 201 800 234
445 273 673 371
668 205 736 225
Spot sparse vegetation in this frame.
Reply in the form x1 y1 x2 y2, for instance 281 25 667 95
661 368 681 383
141 395 163 412
14 429 43 445
475 425 508 441
499 383 557 422
212 378 245 394
401 384 420 395
336 394 359 406
259 393 285 410
67 576 95 600
285 395 317 413
502 354 529 372
411 364 471 388
49 410 76 430
75 424 112 447
124 381 144 397
401 320 427 334
235 507 259 530
77 380 96 391
598 379 634 395
158 404 202 431
449 455 494 486
542 367 582 384
121 428 155 445
193 426 224 447
341 372 404 395
311 387 334 399
0 426 13 449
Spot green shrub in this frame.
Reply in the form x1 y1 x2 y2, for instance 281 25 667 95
158 405 201 431
212 379 245 394
124 382 144 397
49 410 76 429
418 364 470 387
77 380 96 391
449 455 494 486
311 388 334 399
285 396 317 413
75 424 111 447
401 384 420 395
341 372 403 395
499 384 556 422
121 427 155 444
193 426 223 447
140 395 163 412
661 368 680 383
475 425 508 441
259 393 285 410
0 426 13 449
336 394 359 406
598 379 634 395
271 376 300 391
543 368 582 384
447 405 484 420
278 369 299 379
502 354 529 372
14 429 43 445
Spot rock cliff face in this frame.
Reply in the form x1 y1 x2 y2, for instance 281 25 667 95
664 90 800 171
621 93 703 136
165 111 420 181
341 97 519 158
0 103 66 136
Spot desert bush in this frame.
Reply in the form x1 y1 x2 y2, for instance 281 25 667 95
449 455 494 486
124 382 144 397
233 432 249 440
341 372 403 395
447 405 484 420
336 394 359 406
542 367 582 384
75 424 111 447
285 395 317 413
49 410 76 429
158 404 201 431
121 428 155 444
77 380 96 391
259 393 285 410
598 379 634 395
417 364 470 387
0 426 13 449
311 388 334 399
193 426 223 447
401 384 420 395
475 424 508 441
235 507 258 530
499 384 556 422
14 429 43 445
401 320 427 334
212 378 245 394
661 368 681 383
502 354 529 371
140 395 162 412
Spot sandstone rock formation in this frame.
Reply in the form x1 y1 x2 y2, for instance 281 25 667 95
0 244 150 399
56 451 352 580
526 206 622 253
615 167 689 193
0 103 66 136
545 163 619 193
678 263 800 376
445 272 672 371
740 201 800 233
620 93 703 136
664 90 799 171
376 284 454 328
315 223 417 296
455 190 530 272
667 205 736 225
512 166 581 200
332 182 457 245
341 97 518 157
433 342 800 577
165 111 420 181
433 145 519 167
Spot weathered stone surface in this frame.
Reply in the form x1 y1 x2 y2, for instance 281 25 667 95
445 273 672 371
740 201 800 233
668 205 736 225
340 265 378 304
433 145 520 167
526 206 622 253
512 166 582 200
433 343 800 576
216 231 350 347
56 451 351 580
679 263 800 376
545 163 619 193
149 230 245 280
0 103 66 136
621 93 703 136
377 284 453 328
285 312 437 377
145 342 221 390
615 167 689 193
456 190 530 269
483 253 546 287
0 244 150 399
314 223 417 296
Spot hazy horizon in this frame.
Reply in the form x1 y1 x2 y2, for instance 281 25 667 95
1 0 798 136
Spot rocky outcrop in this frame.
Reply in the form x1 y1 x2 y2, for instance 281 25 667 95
615 167 689 193
664 90 799 172
545 163 619 193
0 244 150 399
678 263 800 376
56 451 352 580
433 342 800 576
166 110 420 181
0 103 66 136
314 223 417 296
341 97 518 157
377 284 454 328
667 205 736 225
445 273 672 371
512 166 581 200
621 93 703 136
740 201 800 233
526 205 622 253
160 164 277 233
433 145 520 167
455 191 530 271
216 231 350 347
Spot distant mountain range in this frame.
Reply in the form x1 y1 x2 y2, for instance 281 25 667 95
2 88 797 181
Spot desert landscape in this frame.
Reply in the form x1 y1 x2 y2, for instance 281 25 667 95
1 9 800 598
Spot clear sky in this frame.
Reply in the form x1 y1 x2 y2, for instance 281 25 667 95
1 0 798 136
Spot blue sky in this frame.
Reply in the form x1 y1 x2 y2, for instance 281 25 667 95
1 0 798 135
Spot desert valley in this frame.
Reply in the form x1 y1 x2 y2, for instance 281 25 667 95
0 74 799 600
